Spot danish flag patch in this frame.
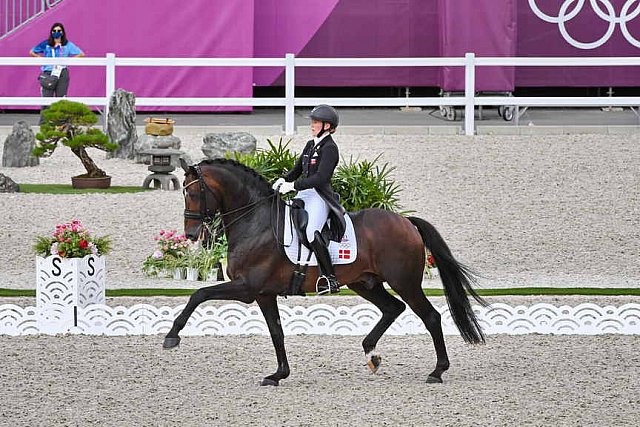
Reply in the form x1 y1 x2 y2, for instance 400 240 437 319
338 249 351 259
310 157 317 165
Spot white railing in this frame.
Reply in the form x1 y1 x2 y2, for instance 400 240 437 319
2 53 640 135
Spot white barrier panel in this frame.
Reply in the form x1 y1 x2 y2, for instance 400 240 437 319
1 302 638 336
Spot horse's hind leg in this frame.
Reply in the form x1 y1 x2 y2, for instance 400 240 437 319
349 281 406 373
393 284 450 383
255 294 290 386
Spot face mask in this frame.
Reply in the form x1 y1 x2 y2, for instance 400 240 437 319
52 31 62 39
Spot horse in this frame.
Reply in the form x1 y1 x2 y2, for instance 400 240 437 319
163 158 486 386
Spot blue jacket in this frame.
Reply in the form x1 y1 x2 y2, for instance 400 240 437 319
32 40 83 71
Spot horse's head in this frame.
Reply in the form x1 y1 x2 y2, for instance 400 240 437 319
181 158 221 241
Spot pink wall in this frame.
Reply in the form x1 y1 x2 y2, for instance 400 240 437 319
0 0 255 111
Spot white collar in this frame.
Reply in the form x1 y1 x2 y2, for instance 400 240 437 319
313 133 330 145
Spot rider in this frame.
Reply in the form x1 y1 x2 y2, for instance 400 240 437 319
272 104 343 295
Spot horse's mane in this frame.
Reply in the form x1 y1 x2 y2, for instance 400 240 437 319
195 158 274 196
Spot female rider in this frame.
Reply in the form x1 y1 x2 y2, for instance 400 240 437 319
272 105 343 295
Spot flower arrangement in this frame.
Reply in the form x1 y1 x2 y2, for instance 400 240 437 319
193 233 228 280
424 250 439 279
143 229 193 276
143 228 228 280
33 219 111 258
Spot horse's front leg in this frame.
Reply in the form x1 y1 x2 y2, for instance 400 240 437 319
163 279 253 349
255 294 290 386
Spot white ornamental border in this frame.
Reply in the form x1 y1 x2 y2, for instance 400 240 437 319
1 302 639 336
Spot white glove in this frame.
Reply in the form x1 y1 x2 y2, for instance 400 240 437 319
278 181 296 194
272 178 285 190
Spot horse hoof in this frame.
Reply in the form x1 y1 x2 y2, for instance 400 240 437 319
260 378 279 387
163 336 181 349
367 354 382 374
426 375 443 384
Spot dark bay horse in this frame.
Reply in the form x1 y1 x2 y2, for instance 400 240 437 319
163 159 486 385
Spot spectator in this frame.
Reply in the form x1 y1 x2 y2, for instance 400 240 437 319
29 22 84 109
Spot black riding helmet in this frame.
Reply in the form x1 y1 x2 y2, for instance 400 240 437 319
309 104 339 137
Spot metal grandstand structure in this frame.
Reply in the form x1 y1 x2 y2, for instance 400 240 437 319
0 0 63 40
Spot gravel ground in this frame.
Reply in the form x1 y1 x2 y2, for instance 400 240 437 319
1 129 639 290
0 333 638 426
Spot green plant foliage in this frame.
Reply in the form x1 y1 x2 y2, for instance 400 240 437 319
33 100 118 178
229 137 297 183
331 154 403 212
232 138 405 213
18 183 148 194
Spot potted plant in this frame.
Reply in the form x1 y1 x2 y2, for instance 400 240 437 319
197 236 227 282
185 245 201 281
33 219 111 330
142 229 193 280
32 100 118 189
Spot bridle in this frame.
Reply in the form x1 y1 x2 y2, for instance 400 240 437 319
183 164 276 237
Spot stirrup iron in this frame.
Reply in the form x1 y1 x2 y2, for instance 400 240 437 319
316 274 340 295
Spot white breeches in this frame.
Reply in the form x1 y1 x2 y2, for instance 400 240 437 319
296 188 329 243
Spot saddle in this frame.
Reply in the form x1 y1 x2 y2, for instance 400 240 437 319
290 196 345 248
283 198 357 296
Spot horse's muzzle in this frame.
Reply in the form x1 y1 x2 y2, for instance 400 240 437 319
185 232 199 242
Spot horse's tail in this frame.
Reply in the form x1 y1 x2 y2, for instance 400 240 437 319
408 216 486 344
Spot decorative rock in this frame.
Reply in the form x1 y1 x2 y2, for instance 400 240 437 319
2 121 39 167
202 132 256 159
134 134 181 164
106 89 137 159
0 173 19 192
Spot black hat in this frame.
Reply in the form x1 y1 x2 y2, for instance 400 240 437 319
309 104 339 129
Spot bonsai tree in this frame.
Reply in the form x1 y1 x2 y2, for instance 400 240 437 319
33 100 118 178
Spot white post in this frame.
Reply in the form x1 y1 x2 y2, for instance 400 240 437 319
464 52 475 136
105 53 116 130
285 53 295 135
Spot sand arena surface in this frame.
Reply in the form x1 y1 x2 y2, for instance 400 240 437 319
0 333 638 426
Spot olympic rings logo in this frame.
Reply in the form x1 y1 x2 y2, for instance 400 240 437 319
529 0 640 49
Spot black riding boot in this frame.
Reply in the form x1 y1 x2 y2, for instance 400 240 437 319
310 232 340 295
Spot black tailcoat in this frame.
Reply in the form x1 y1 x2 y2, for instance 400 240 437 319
285 135 346 241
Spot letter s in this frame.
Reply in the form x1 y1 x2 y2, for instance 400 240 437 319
87 256 95 276
52 257 62 276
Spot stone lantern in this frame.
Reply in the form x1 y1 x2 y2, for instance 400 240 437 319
140 148 184 190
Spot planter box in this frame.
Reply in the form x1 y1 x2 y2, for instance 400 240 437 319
36 255 106 333
186 267 199 281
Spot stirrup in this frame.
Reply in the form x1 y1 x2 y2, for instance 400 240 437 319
316 275 341 295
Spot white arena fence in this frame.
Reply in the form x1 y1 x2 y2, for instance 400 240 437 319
1 302 639 336
2 53 640 135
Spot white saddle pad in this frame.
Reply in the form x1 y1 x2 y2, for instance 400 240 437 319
283 205 357 266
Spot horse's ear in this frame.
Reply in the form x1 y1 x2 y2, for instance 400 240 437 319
179 157 190 173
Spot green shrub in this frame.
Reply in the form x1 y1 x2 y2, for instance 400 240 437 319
34 100 117 178
332 154 403 212
230 137 297 183
234 138 404 213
